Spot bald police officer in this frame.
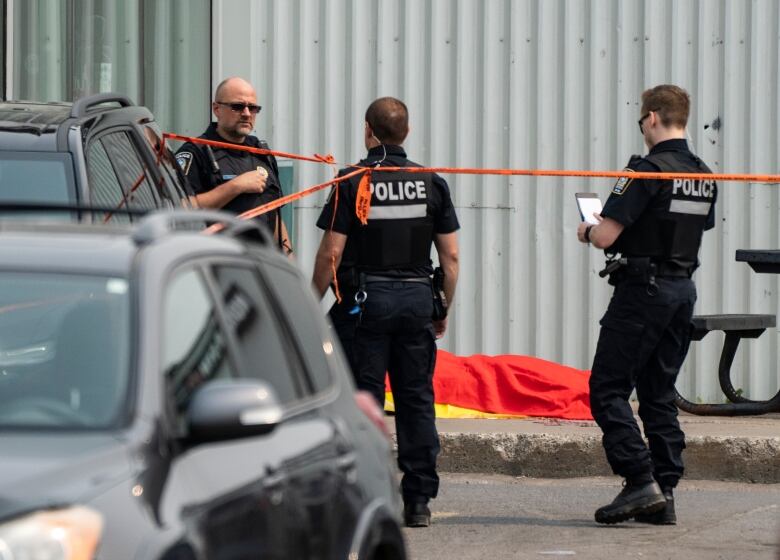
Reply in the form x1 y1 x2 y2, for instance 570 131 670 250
313 97 460 528
577 84 717 525
175 77 291 253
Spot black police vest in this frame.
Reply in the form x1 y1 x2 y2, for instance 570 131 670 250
197 135 282 234
348 169 436 271
615 151 716 266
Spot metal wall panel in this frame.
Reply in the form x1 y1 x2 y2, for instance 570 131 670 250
213 0 780 403
9 0 210 138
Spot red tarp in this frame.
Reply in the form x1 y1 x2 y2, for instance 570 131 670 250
387 350 593 421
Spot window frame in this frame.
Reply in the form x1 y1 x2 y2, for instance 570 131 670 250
97 127 161 211
255 258 337 396
139 121 194 202
201 258 312 402
159 262 242 436
158 256 326 435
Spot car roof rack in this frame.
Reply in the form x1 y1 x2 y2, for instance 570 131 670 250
131 209 273 247
70 93 134 118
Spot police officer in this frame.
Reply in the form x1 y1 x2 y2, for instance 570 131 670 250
312 97 460 528
577 84 717 525
175 77 292 253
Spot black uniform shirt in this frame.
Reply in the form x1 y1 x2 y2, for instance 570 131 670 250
175 123 282 231
601 139 717 262
602 139 716 231
317 145 459 278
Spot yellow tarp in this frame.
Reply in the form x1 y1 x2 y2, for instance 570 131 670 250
384 392 526 420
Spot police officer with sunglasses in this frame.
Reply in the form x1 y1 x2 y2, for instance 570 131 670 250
175 77 292 254
576 85 717 526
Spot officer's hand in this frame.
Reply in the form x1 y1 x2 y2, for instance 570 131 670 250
233 169 267 194
433 317 448 339
576 221 590 243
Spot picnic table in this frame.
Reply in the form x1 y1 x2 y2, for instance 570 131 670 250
675 250 780 416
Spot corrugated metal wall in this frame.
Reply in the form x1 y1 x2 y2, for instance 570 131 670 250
213 0 780 403
9 0 210 138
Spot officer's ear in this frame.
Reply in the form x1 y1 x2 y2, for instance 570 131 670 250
648 111 660 130
365 122 378 148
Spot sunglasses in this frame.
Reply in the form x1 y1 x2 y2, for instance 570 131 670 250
216 101 262 114
638 112 651 134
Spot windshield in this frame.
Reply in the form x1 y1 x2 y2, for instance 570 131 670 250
0 272 130 430
0 152 76 220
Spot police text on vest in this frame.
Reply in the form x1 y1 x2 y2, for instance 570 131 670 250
370 181 427 201
672 179 715 198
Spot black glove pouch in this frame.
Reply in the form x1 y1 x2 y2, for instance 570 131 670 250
431 266 448 320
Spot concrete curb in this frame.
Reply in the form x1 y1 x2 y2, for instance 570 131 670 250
433 432 780 483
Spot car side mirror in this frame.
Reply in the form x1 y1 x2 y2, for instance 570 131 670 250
186 379 283 443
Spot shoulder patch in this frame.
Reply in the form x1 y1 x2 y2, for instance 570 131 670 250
175 152 193 175
612 168 635 195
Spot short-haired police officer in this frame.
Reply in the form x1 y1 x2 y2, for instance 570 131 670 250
313 97 460 528
577 85 717 525
175 76 292 253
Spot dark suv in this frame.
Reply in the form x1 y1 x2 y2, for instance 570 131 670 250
0 211 406 559
0 93 191 223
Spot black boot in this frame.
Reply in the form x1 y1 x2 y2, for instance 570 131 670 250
404 502 431 528
595 479 665 525
635 487 676 525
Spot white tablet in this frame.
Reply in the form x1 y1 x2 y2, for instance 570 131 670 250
575 193 602 225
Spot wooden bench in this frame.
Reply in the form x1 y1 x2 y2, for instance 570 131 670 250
676 314 780 416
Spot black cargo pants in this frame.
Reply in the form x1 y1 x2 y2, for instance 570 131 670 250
589 276 696 489
331 280 439 504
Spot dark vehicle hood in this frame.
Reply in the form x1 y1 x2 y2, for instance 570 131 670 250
0 432 133 521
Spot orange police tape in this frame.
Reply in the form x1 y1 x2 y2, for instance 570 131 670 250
163 133 780 206
162 132 336 165
164 132 780 420
164 132 780 229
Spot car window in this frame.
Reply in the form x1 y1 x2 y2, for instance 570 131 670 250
100 131 160 212
211 264 304 404
163 267 238 432
0 272 130 429
0 152 76 221
261 263 334 393
86 139 130 224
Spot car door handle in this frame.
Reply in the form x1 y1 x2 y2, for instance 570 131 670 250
263 471 286 491
336 451 357 480
336 452 356 470
337 451 358 484
263 470 286 506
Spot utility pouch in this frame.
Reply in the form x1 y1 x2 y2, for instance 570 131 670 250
619 257 659 295
431 267 448 320
624 257 654 283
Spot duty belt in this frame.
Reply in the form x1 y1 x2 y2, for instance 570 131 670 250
361 274 431 284
599 257 693 280
653 262 694 278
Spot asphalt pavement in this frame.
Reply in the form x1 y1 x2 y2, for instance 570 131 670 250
403 473 780 560
386 410 780 483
